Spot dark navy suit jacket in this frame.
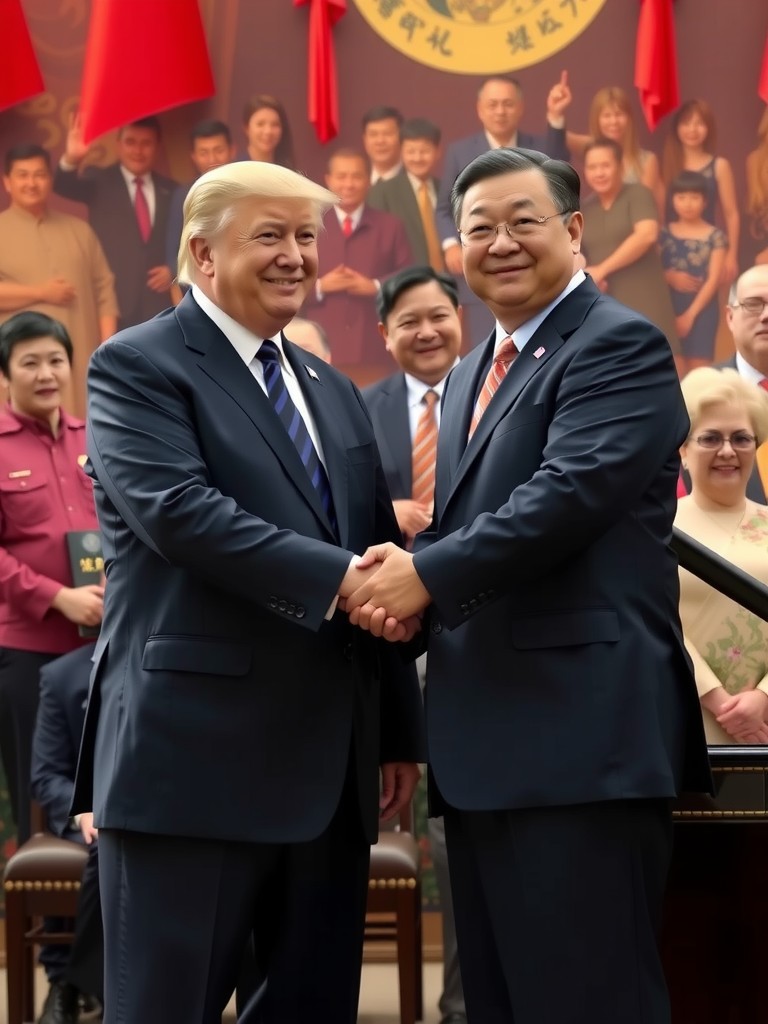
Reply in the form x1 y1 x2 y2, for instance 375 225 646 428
32 644 95 838
362 372 412 500
53 163 176 328
414 278 711 811
73 293 423 845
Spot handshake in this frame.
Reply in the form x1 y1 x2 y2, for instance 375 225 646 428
337 542 431 642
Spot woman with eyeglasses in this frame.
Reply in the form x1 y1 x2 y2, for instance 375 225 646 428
676 366 768 743
581 137 680 369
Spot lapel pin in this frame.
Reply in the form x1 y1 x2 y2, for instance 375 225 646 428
304 364 320 381
533 346 546 359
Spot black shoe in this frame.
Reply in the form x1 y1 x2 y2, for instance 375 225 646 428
38 980 79 1024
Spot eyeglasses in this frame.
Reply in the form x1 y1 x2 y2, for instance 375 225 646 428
459 211 572 248
690 431 757 450
731 297 768 317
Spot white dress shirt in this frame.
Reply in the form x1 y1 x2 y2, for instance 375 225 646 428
119 165 156 225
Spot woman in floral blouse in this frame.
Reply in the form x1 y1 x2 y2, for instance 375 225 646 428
677 367 768 743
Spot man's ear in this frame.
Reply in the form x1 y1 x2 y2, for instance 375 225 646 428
189 237 215 278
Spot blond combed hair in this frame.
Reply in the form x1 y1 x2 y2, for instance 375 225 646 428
177 162 338 285
681 366 768 444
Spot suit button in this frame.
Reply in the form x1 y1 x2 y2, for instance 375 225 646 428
488 588 496 598
268 597 278 610
460 603 468 614
478 591 486 602
431 621 442 635
343 643 354 661
469 598 478 610
288 604 296 615
295 606 306 619
278 599 287 612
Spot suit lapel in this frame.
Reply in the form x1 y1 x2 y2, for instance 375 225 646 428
174 295 336 540
378 375 412 497
444 280 601 507
282 339 348 543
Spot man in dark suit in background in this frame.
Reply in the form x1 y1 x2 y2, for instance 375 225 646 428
436 74 572 347
369 119 444 274
54 115 176 330
301 149 412 379
32 644 103 1024
363 266 465 1024
362 106 403 185
75 160 423 1024
347 148 711 1024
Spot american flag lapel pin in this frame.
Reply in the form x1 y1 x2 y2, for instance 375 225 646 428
305 364 320 381
533 346 546 359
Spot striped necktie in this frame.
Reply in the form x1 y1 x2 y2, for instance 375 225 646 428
417 182 444 272
756 379 768 497
256 341 337 535
468 336 517 439
412 389 438 508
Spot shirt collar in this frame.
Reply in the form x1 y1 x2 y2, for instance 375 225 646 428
495 270 586 353
403 363 457 409
190 285 291 375
735 351 766 385
371 163 402 184
335 205 364 231
407 172 434 197
484 130 517 150
120 165 149 189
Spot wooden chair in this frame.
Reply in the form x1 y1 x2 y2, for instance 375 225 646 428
365 804 423 1024
3 808 88 1024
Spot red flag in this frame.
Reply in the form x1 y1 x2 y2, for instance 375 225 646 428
79 0 215 144
0 0 44 113
294 0 347 144
634 0 679 131
759 31 768 105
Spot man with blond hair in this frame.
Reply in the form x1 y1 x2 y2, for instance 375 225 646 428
74 160 423 1024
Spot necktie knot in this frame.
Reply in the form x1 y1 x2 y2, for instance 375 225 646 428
342 215 353 237
423 388 438 410
759 378 768 392
494 336 517 366
257 339 280 366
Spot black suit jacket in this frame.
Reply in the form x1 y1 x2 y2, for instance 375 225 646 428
31 644 95 838
362 372 412 499
53 163 176 327
73 293 424 845
368 171 440 269
413 278 711 811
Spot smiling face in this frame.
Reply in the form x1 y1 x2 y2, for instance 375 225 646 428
583 145 622 198
3 157 52 217
325 155 369 213
401 138 439 182
1 336 71 427
677 111 708 150
379 280 462 385
476 79 523 143
245 107 283 161
116 125 159 177
459 167 582 333
362 118 401 172
682 401 757 509
597 103 629 143
192 196 319 338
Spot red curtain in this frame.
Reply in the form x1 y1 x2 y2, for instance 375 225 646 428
634 0 679 131
294 0 347 144
79 0 215 144
0 0 44 113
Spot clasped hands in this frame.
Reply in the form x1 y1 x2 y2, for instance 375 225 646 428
338 543 431 642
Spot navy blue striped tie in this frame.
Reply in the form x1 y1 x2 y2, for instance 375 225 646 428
257 341 338 535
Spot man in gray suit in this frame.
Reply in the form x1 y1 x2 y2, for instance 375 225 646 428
436 74 573 347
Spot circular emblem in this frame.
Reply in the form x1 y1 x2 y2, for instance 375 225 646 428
81 532 101 554
352 0 608 74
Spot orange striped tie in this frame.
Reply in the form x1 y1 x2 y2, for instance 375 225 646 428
412 389 438 507
468 336 517 439
756 379 768 496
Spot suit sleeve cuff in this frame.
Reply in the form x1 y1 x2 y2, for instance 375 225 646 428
326 554 360 619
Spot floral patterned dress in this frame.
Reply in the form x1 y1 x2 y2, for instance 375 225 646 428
659 224 727 360
675 497 768 743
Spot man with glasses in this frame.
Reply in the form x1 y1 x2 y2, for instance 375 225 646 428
345 147 710 1024
719 265 768 500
